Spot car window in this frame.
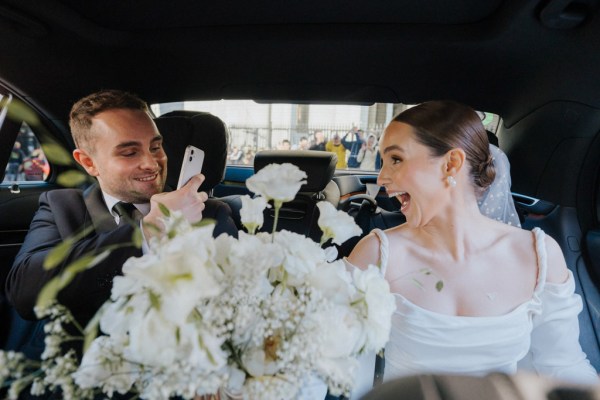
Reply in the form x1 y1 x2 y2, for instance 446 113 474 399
152 101 501 171
3 122 50 182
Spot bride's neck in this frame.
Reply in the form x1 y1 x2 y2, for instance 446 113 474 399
418 200 488 262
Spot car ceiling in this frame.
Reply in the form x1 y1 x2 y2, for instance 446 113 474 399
0 0 599 127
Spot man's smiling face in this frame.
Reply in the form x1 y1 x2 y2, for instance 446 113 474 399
75 108 168 203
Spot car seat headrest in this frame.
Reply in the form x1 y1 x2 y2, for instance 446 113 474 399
154 111 229 192
253 150 337 192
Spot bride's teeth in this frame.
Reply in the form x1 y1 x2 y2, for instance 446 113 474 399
389 191 406 197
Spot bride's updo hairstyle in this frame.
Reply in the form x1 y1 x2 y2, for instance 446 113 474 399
392 100 495 191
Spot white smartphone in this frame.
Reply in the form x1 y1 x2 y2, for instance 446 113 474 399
177 145 205 189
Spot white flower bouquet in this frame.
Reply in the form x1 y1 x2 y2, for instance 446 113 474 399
1 163 396 400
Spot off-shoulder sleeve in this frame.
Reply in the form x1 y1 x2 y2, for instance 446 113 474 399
520 271 599 384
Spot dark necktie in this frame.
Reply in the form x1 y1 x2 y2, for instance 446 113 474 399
113 202 142 225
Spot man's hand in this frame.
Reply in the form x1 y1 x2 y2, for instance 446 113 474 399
142 174 208 239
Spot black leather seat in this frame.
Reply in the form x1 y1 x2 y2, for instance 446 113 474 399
251 150 340 242
154 110 230 194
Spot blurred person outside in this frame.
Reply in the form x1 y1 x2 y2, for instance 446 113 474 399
278 139 291 150
243 148 255 165
326 133 348 168
22 147 49 181
6 141 25 181
357 134 378 170
292 136 309 150
309 130 326 151
342 127 365 168
228 146 243 164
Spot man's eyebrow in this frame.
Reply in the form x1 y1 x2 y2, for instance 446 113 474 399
115 141 141 149
383 144 405 154
115 135 162 149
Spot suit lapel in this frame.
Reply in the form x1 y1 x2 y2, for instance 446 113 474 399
83 184 117 233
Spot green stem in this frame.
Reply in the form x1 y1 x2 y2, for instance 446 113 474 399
271 200 282 237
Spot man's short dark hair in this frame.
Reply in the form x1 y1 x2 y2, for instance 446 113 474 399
69 89 149 151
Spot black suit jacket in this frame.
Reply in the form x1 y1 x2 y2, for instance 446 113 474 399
6 184 237 325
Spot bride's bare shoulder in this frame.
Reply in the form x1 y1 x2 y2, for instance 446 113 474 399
346 230 384 269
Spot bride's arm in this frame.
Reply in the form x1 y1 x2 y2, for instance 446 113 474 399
522 236 599 384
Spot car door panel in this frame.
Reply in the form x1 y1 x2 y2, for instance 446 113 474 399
0 183 58 349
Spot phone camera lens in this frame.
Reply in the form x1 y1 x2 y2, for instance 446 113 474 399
189 156 193 161
191 149 194 154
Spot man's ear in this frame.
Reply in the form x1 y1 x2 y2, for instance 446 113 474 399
72 149 99 177
443 148 466 176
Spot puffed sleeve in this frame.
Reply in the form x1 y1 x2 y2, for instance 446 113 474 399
518 271 599 384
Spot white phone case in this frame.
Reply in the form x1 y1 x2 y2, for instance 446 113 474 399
177 145 205 189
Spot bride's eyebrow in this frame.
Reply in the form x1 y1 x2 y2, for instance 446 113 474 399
383 144 405 154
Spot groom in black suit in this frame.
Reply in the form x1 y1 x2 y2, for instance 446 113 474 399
6 89 237 332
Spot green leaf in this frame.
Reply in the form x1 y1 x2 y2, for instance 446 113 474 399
36 278 62 310
436 280 444 292
62 252 109 278
149 291 161 310
142 221 162 236
158 203 170 217
37 251 111 309
7 101 39 125
132 227 143 248
169 273 193 283
82 310 101 353
43 239 74 270
57 170 89 187
191 217 215 228
71 224 96 241
42 143 73 166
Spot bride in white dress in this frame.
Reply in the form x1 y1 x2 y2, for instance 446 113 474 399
345 100 599 398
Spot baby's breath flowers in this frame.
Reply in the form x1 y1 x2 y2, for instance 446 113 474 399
0 303 94 400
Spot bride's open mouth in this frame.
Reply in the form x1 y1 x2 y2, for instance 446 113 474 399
389 191 410 212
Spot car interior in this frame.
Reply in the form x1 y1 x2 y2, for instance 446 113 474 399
0 0 599 396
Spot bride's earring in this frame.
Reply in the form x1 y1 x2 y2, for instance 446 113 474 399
447 175 457 187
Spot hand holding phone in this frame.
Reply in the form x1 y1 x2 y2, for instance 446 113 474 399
177 145 205 189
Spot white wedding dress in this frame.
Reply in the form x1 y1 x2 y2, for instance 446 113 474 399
347 227 599 399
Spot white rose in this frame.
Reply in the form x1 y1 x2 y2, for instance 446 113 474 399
225 366 247 395
110 274 143 299
311 304 365 357
306 260 355 305
74 336 137 395
178 322 228 372
213 232 236 267
125 308 179 366
246 163 307 203
241 346 279 377
313 356 357 397
273 230 325 285
221 231 283 283
317 201 362 245
240 195 270 233
352 265 396 351
100 290 151 337
123 226 223 324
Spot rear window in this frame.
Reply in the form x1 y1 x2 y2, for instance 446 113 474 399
3 122 50 183
151 101 501 171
